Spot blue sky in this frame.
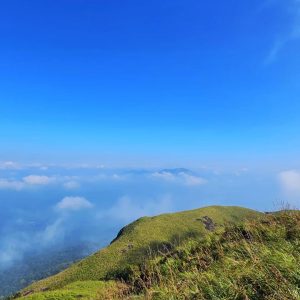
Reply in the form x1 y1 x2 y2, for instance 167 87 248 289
1 0 300 277
1 0 300 167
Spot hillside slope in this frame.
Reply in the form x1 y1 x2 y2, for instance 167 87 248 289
18 206 261 298
0 244 93 299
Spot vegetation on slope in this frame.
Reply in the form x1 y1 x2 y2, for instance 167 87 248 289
17 207 300 300
19 206 260 296
125 211 300 299
17 281 127 300
17 209 300 300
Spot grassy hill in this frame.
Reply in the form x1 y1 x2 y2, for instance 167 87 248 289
15 205 300 299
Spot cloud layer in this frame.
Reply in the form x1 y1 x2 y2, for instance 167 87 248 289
0 164 293 271
56 196 94 211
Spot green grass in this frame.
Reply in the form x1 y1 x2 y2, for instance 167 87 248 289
18 281 123 300
18 206 262 298
125 211 300 299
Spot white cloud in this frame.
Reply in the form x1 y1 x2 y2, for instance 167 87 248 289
92 173 128 182
0 161 21 170
152 171 207 186
0 179 24 190
56 196 93 211
179 173 207 186
23 175 54 185
152 171 177 181
0 161 51 170
0 175 55 190
63 181 80 190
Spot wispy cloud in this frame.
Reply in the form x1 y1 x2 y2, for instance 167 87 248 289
0 237 28 269
265 0 300 63
278 170 300 206
278 170 300 193
41 218 65 244
98 195 173 223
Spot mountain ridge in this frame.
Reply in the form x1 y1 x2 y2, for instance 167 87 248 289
17 205 262 298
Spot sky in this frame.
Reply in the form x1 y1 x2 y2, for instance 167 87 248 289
0 0 300 280
0 0 300 167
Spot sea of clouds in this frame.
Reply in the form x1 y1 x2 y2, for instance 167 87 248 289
0 161 298 270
